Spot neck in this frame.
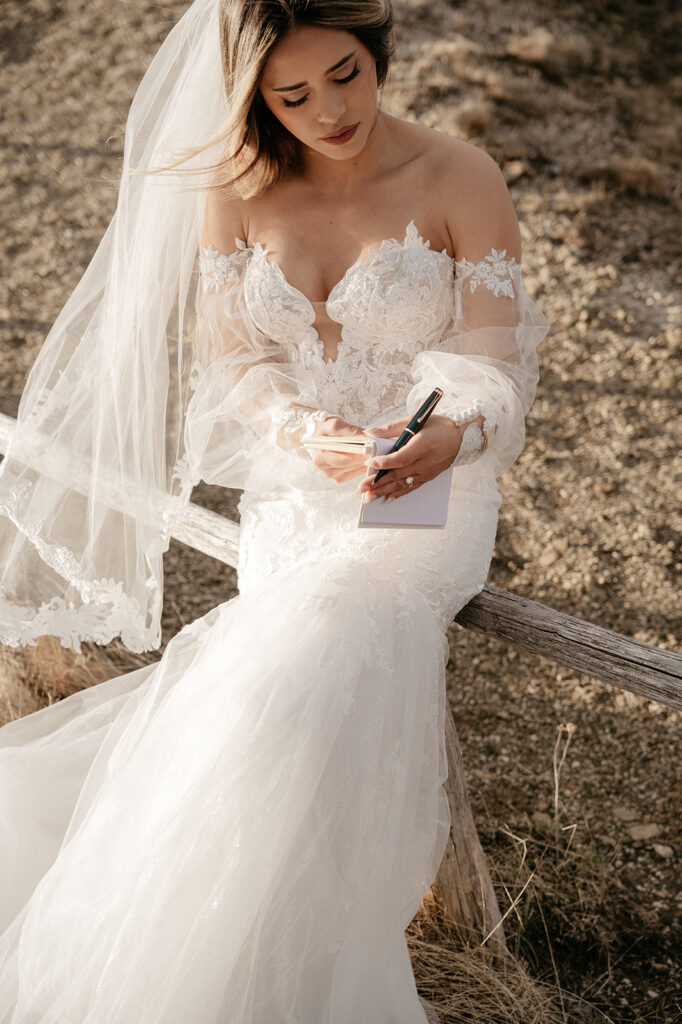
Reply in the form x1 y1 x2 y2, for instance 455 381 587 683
299 108 394 195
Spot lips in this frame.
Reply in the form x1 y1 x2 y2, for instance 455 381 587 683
322 122 359 140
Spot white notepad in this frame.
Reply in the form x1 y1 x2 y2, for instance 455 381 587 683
357 438 453 529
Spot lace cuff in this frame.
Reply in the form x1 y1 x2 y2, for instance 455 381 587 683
276 405 333 437
440 397 494 467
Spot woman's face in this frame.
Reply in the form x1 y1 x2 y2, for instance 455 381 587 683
259 25 379 160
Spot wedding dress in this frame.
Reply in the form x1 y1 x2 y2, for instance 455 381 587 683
0 219 547 1023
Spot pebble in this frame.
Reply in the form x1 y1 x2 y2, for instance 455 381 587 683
628 823 663 840
613 806 638 822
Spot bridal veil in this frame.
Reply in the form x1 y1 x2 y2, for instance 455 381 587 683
0 0 230 653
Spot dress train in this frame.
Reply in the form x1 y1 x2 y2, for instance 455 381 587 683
0 555 452 1023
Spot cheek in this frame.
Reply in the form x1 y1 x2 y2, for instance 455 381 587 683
261 94 304 136
357 64 378 107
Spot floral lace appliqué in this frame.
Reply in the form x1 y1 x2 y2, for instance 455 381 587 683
199 239 250 293
455 248 517 298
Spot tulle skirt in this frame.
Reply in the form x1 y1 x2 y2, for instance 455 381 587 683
0 475 501 1023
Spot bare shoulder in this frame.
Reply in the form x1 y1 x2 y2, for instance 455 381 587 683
201 186 251 254
407 126 521 260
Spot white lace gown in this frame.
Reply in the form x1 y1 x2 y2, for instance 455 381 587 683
0 221 546 1023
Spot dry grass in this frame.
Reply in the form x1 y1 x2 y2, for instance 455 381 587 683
0 637 153 727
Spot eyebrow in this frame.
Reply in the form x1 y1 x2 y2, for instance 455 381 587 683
271 50 357 92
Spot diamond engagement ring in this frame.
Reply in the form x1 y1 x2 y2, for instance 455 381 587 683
405 476 414 487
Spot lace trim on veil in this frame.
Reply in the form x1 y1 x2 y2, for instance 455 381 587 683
0 495 161 653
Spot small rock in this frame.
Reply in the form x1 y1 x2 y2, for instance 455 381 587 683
507 28 554 66
507 28 593 79
653 844 673 859
586 157 667 197
456 101 492 136
538 545 561 568
609 156 666 197
614 806 638 822
628 823 662 841
503 160 528 185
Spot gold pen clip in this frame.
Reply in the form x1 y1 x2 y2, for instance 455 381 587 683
416 387 443 424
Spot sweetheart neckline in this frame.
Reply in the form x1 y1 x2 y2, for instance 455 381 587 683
201 221 460 366
238 219 455 316
235 220 455 365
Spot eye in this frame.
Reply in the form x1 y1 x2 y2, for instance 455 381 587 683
281 62 361 108
335 62 360 85
282 94 308 108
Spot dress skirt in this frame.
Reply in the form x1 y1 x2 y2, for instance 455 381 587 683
0 465 501 1024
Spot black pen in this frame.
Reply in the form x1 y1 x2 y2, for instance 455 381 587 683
371 388 444 485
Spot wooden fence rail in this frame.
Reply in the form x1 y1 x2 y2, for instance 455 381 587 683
1 410 680 954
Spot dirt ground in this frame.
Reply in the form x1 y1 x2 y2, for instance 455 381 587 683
0 0 680 1020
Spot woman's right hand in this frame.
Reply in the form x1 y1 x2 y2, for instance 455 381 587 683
306 416 369 484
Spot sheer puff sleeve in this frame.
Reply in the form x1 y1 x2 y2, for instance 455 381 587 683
406 249 548 477
179 241 328 495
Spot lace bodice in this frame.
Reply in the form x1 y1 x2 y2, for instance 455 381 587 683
182 217 547 503
200 221 459 422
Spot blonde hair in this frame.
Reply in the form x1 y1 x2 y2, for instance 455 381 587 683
179 0 394 198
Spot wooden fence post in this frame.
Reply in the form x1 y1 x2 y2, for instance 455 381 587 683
433 708 507 954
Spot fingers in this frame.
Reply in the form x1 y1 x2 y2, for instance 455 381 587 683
365 433 434 474
311 450 367 470
383 478 423 502
311 452 370 480
320 417 367 438
366 417 411 438
356 461 423 502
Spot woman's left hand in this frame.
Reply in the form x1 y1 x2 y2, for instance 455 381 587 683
356 414 463 503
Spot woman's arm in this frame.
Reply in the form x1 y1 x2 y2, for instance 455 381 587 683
358 144 547 503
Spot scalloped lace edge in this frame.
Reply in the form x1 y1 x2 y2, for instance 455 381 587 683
0 503 160 654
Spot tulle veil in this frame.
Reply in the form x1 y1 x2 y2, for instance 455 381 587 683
0 0 226 654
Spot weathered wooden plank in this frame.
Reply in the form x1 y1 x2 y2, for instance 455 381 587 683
434 709 507 954
455 585 682 710
2 410 680 711
172 502 240 567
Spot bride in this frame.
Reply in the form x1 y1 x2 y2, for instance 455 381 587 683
0 0 547 1021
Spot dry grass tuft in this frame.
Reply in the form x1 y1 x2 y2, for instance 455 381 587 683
0 637 152 727
402 724 620 1023
407 888 601 1024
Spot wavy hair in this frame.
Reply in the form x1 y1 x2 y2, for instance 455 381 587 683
174 0 394 197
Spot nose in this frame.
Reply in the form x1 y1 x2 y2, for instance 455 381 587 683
316 85 346 125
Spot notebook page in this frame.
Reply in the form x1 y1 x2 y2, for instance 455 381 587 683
357 438 452 529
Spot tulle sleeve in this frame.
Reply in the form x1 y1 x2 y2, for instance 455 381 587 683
179 242 327 494
405 249 548 476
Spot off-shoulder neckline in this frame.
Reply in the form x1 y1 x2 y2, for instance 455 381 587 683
218 219 454 312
